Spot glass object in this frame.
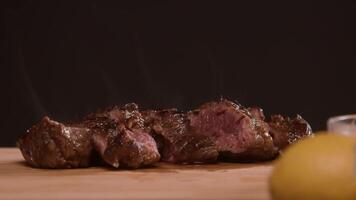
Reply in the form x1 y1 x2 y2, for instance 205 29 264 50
327 115 356 136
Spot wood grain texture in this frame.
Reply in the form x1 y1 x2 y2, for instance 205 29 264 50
0 148 273 200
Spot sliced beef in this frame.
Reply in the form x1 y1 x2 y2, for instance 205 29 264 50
83 103 160 169
141 110 166 154
17 116 94 168
18 100 314 169
188 99 278 161
143 109 218 164
268 114 313 151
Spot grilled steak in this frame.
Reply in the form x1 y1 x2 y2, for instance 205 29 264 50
17 116 94 168
83 103 160 168
188 99 278 161
268 114 313 151
143 109 218 164
18 100 313 169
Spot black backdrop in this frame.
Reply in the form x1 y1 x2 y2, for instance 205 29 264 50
1 1 356 146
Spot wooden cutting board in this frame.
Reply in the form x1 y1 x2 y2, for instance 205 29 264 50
0 148 273 200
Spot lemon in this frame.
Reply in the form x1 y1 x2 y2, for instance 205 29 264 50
270 133 356 200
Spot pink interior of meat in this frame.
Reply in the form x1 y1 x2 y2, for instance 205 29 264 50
189 106 254 153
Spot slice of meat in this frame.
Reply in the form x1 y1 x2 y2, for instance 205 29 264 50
268 114 313 151
90 124 160 169
143 109 218 164
188 99 278 161
83 103 160 169
17 116 94 168
141 110 166 154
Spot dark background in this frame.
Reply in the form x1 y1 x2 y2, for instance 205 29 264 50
1 1 355 146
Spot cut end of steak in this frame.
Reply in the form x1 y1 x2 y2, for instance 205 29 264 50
17 116 94 168
188 99 278 161
97 127 160 168
143 109 218 164
268 114 313 151
84 104 160 169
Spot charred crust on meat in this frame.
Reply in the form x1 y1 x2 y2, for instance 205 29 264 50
18 99 313 168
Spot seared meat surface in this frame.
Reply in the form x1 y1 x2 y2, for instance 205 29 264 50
83 103 160 168
188 99 278 161
18 116 94 168
248 107 265 120
268 114 313 151
143 109 218 164
18 99 313 169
